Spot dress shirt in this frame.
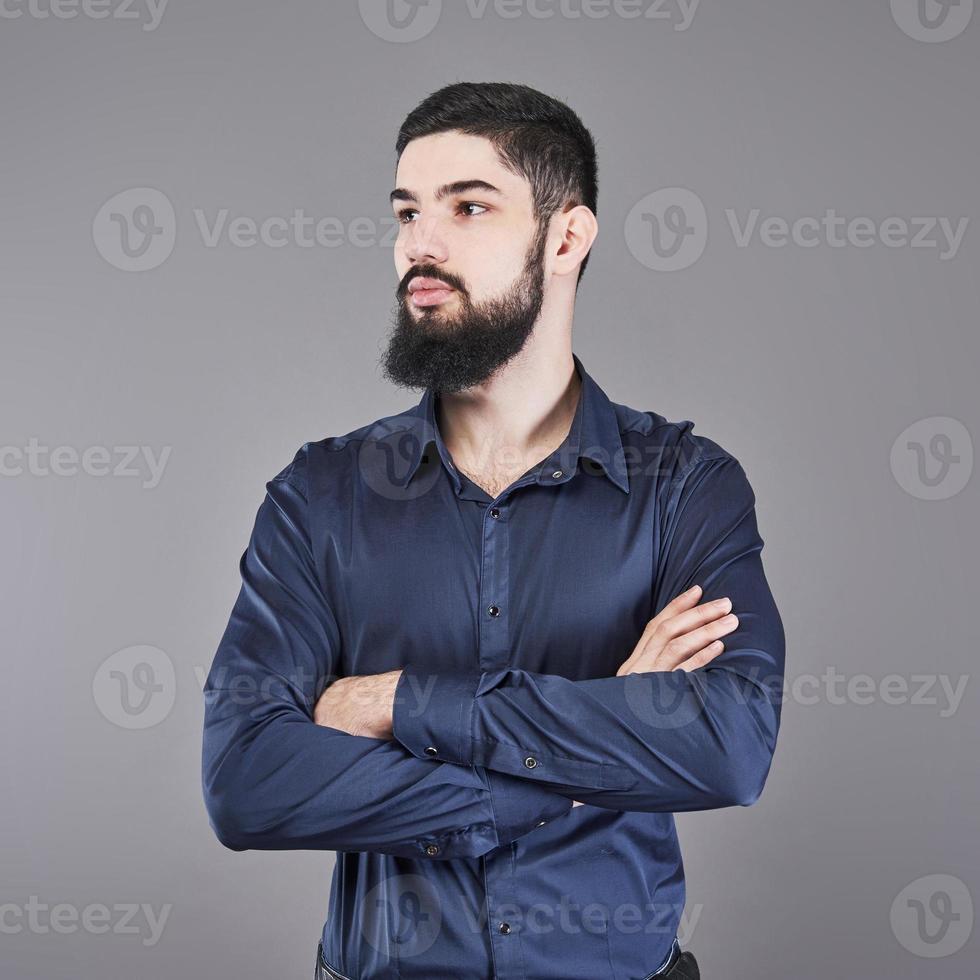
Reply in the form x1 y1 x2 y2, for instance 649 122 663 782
201 352 786 980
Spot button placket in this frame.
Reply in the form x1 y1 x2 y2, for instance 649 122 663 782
478 493 523 977
483 846 523 978
477 493 512 672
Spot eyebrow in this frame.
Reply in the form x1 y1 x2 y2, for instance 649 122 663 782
389 179 505 207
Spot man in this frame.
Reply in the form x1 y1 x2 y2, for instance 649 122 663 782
202 82 785 980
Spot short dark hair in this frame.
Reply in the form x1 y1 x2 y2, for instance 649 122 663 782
395 82 599 286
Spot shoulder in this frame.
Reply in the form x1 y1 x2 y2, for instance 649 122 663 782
266 400 422 494
611 397 740 489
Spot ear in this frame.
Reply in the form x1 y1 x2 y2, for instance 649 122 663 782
551 204 598 279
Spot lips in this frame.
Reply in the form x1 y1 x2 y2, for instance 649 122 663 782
408 276 453 294
408 276 456 307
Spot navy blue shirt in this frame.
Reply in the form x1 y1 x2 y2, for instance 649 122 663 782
202 353 785 979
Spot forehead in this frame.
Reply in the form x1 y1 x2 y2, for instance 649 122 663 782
395 131 530 203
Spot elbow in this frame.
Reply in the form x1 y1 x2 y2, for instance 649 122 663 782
728 768 768 808
201 744 275 851
207 812 250 852
726 691 781 807
203 776 254 851
202 709 286 851
723 735 777 808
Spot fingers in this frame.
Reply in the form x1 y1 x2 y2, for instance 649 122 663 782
625 608 739 675
617 586 732 676
658 595 734 645
637 584 705 645
654 613 739 671
616 586 704 676
671 638 727 672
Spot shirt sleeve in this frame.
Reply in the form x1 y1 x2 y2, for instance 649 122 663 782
392 452 785 813
201 447 572 859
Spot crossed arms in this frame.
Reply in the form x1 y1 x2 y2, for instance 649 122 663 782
201 450 785 859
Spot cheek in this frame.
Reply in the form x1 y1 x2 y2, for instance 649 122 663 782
463 244 525 298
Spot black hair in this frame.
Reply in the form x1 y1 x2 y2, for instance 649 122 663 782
395 82 598 285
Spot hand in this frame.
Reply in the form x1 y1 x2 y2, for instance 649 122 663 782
314 669 402 739
616 585 738 676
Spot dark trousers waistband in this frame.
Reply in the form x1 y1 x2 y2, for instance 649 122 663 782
315 940 700 979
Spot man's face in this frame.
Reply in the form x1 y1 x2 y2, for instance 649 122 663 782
381 131 549 393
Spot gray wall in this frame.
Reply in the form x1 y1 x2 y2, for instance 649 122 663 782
2 2 977 977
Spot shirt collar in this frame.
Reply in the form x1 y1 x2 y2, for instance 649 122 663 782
400 352 630 495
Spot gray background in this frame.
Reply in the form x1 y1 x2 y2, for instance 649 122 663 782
2 1 978 977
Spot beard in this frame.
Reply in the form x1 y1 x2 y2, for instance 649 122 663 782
380 218 548 394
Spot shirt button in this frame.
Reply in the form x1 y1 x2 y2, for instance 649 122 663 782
489 507 500 519
498 922 512 935
537 819 546 827
424 746 438 757
488 605 500 617
424 844 440 856
523 756 538 769
552 469 563 479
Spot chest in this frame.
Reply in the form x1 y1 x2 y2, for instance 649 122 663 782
324 477 658 681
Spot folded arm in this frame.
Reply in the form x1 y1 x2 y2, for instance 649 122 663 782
392 453 786 812
201 449 571 859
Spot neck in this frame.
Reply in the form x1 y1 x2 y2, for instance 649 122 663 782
436 333 581 480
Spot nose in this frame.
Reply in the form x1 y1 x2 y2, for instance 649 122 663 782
403 215 449 265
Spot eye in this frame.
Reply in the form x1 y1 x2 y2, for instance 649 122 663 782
396 202 489 224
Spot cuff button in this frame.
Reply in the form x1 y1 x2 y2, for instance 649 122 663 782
424 746 438 756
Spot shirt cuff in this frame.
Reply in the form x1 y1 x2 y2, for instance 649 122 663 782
486 770 574 845
392 664 481 766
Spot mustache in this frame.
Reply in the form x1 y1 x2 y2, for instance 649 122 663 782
397 267 466 300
